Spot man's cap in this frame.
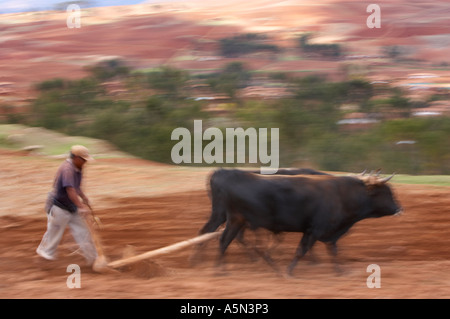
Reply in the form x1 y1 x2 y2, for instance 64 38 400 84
71 145 94 161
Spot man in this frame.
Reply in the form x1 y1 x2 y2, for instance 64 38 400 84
36 145 98 265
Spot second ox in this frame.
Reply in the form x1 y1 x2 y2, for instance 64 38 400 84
194 168 330 260
200 169 402 275
199 168 330 235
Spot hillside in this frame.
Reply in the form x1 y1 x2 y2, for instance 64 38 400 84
1 0 449 108
0 124 133 157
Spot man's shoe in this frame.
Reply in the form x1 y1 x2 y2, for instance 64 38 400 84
36 247 56 261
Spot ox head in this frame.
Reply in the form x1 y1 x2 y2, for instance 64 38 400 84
357 170 403 217
358 169 395 185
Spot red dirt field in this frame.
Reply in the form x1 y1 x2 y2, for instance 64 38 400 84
1 150 450 299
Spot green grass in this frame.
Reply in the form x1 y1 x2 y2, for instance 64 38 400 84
0 124 132 158
2 125 449 186
391 174 450 187
335 171 450 187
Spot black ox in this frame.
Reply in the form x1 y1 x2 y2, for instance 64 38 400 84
199 169 402 275
199 168 330 236
249 168 331 176
197 168 330 257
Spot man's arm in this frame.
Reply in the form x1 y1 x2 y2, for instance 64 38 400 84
67 187 89 212
78 189 91 208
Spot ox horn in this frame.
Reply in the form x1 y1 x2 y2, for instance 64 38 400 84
379 173 396 183
368 169 382 177
360 169 368 176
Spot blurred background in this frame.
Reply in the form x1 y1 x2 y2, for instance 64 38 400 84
1 0 449 174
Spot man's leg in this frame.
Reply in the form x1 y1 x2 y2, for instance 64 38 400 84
69 213 98 266
36 205 71 260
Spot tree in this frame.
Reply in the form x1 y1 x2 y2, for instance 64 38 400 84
207 62 251 99
298 34 342 58
147 66 190 99
382 46 404 60
87 59 130 81
35 78 65 91
388 88 411 116
219 34 280 57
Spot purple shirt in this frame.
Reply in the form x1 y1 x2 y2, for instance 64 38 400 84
53 159 82 213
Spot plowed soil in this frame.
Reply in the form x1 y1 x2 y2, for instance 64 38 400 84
1 150 450 299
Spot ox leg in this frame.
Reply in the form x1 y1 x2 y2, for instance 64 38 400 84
235 227 250 251
235 228 260 262
249 231 283 274
326 242 343 274
235 228 270 262
305 248 319 265
190 212 227 266
230 230 282 274
252 246 282 275
267 233 284 255
287 233 317 276
216 221 245 271
199 212 226 234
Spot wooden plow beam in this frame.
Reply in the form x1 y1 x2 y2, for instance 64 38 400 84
108 230 223 269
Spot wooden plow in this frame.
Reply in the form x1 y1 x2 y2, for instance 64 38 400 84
92 230 223 273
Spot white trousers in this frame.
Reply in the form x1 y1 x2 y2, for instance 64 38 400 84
37 205 98 265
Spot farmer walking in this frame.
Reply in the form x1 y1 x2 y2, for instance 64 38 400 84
36 145 98 265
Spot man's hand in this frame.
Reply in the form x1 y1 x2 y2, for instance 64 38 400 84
79 204 103 229
80 193 91 209
77 204 92 217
